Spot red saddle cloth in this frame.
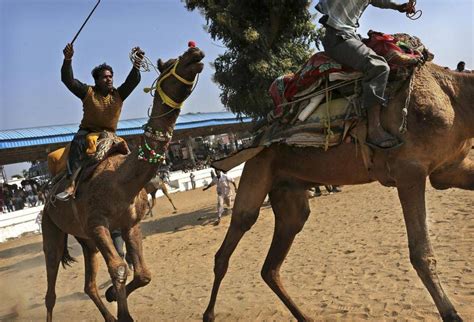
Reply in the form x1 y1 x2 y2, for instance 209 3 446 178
269 30 427 117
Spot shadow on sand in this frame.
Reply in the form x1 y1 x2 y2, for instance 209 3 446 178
0 241 43 260
140 206 219 237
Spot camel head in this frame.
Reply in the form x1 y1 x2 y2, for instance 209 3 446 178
154 45 205 108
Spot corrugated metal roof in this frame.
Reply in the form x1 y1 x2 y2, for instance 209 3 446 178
0 112 252 150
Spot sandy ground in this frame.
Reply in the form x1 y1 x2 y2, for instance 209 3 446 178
0 163 473 321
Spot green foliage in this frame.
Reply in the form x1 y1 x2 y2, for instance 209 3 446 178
184 0 318 118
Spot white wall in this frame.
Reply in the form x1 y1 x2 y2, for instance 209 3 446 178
0 206 43 242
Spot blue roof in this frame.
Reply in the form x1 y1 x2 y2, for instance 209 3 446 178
0 112 252 150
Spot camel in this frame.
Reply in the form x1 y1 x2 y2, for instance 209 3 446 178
41 45 205 322
203 63 473 322
144 175 178 216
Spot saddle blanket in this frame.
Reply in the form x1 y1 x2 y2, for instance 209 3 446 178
269 30 432 118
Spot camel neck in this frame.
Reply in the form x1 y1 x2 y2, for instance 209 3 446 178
450 72 474 138
421 64 474 139
117 101 181 199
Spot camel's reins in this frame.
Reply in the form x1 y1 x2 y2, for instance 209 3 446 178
399 70 416 133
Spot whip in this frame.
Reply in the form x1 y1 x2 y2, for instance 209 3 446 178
71 0 101 44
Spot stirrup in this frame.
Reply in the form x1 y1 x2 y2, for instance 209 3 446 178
56 190 73 201
365 139 404 151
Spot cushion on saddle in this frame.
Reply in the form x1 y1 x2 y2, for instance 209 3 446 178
268 31 432 119
47 131 129 177
269 53 351 116
362 30 429 68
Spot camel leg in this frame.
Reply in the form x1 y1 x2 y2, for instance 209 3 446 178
203 156 272 321
396 165 462 322
430 157 474 190
42 212 66 322
261 186 311 321
105 225 151 302
77 238 116 322
161 184 178 212
90 224 132 322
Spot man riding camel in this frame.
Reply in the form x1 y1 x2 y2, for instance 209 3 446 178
56 43 144 201
316 0 415 149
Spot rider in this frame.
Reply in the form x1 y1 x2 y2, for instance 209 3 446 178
315 0 415 149
56 43 144 201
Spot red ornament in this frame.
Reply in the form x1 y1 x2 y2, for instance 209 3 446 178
188 41 196 48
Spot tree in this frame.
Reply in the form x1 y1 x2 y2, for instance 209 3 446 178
183 0 318 119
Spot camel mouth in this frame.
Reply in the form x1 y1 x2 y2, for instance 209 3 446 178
194 61 205 73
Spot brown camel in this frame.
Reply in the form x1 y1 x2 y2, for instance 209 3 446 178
41 46 204 322
203 63 473 322
144 175 178 216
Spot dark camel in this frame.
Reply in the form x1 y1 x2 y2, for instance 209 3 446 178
41 46 204 322
144 176 178 216
204 63 473 321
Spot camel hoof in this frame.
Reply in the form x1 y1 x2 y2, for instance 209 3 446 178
203 310 215 322
118 314 133 322
441 312 463 322
105 315 117 322
105 286 117 302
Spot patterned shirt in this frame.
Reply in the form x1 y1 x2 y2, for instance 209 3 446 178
316 0 400 33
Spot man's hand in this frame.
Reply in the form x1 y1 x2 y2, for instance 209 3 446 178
63 43 74 60
131 46 145 69
396 2 416 14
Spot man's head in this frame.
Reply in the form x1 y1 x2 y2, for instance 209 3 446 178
456 61 465 72
216 169 222 178
92 63 114 91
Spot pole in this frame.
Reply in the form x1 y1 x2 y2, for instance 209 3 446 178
71 0 101 45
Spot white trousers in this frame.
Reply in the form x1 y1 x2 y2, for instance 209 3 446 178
217 193 232 218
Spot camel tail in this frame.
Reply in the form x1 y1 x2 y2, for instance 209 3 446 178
61 234 77 269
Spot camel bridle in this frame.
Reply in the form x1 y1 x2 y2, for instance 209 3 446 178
145 58 199 110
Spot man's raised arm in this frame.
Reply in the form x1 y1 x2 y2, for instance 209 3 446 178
61 43 88 100
371 0 414 13
117 46 144 101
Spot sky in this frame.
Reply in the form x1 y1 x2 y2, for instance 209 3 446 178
1 0 473 177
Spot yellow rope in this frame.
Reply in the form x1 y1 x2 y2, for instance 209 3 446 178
148 59 196 109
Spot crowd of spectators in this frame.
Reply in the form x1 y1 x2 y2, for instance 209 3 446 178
1 181 46 213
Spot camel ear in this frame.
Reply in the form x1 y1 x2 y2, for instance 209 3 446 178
157 59 165 73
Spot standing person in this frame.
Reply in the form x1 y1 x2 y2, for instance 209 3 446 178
190 172 196 190
455 61 471 73
3 186 14 212
0 186 5 213
315 0 414 149
203 170 237 225
56 43 144 200
35 211 43 233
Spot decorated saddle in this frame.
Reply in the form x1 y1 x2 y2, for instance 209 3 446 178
213 31 433 172
261 30 432 148
46 131 130 198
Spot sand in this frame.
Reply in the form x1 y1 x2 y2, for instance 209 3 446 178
0 161 473 321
